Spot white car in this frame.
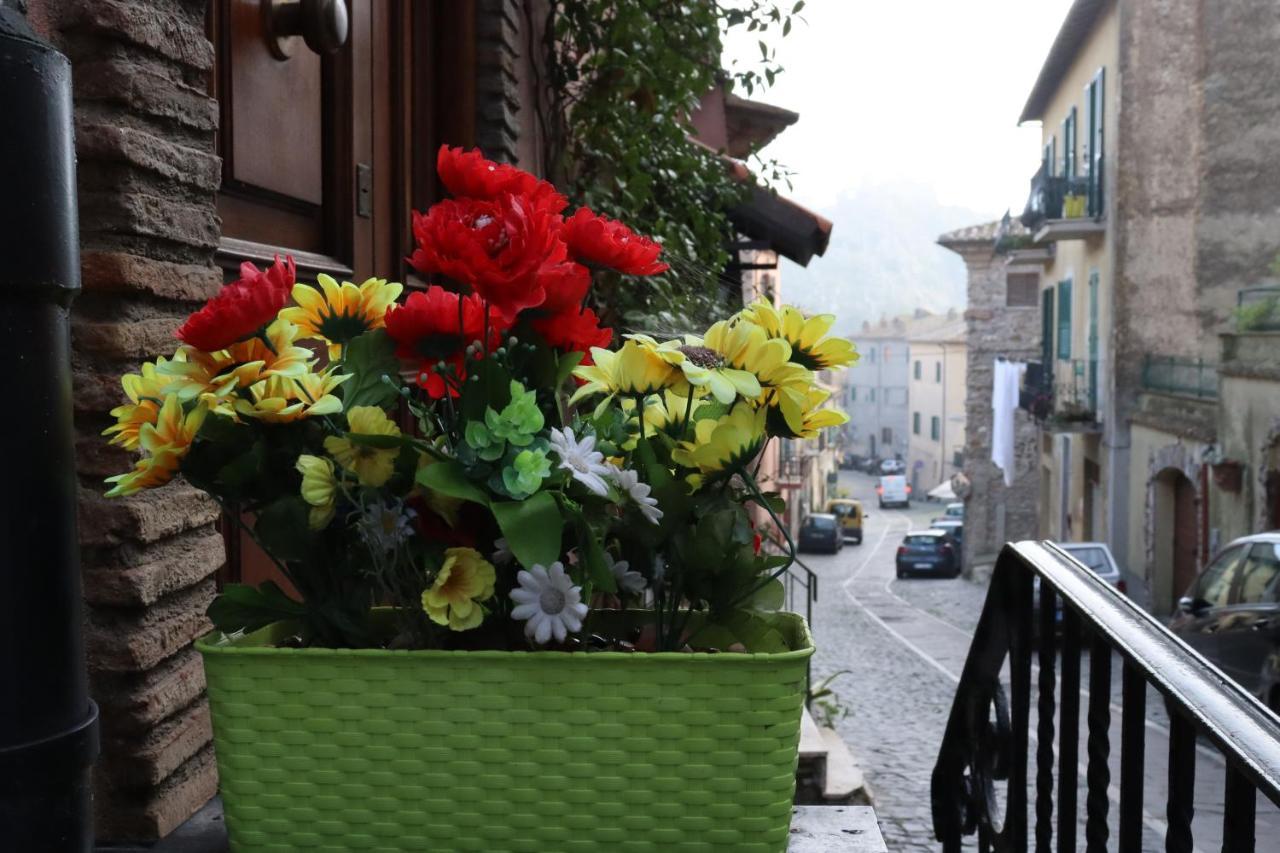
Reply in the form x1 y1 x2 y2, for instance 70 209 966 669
877 475 910 509
879 458 906 475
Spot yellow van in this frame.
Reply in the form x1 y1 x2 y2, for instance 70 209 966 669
826 499 864 544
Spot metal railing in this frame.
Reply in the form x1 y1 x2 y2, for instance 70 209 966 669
1237 286 1280 332
1141 355 1218 399
764 533 817 707
931 541 1280 852
1055 358 1098 421
1020 166 1093 231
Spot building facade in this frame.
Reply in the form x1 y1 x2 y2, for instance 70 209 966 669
906 315 966 496
938 221 1041 577
1017 0 1280 615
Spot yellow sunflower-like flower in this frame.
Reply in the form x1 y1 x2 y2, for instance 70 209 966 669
160 318 314 407
422 547 496 631
296 454 338 529
104 395 208 497
323 405 401 487
233 369 350 423
671 401 767 475
740 300 859 370
569 339 689 405
627 333 761 405
103 356 174 450
772 387 850 439
643 389 705 439
703 318 813 434
280 275 403 359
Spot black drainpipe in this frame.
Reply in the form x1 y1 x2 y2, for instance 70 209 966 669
0 1 99 849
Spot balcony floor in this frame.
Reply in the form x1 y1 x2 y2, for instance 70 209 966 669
1033 217 1106 242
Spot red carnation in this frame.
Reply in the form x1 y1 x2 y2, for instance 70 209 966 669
437 146 567 214
384 286 505 399
532 305 613 355
560 208 669 276
408 194 565 322
176 256 295 351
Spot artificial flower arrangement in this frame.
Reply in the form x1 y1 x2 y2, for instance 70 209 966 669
103 146 857 655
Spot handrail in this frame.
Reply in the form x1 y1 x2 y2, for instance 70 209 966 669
931 540 1280 852
763 532 817 707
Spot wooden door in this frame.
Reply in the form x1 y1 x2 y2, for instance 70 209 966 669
1172 474 1199 610
206 0 478 587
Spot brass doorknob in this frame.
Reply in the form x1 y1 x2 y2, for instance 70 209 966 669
263 0 349 60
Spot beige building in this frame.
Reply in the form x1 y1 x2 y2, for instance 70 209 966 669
1017 0 1280 615
906 316 967 496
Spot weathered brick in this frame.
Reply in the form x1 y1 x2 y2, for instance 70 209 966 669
80 190 220 249
94 744 218 841
85 578 216 673
84 527 224 607
82 250 221 302
92 646 207 737
79 482 219 547
74 315 179 359
98 699 212 788
74 58 217 132
70 0 214 72
77 122 221 191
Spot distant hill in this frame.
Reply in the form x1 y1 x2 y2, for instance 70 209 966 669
779 182 994 337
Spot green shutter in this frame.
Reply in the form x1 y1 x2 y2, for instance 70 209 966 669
1088 68 1105 216
1057 279 1073 360
1042 287 1055 374
913 412 920 435
931 417 940 441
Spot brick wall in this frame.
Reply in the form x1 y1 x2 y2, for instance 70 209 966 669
28 0 223 839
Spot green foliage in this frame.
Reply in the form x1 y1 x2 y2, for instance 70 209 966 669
538 0 799 330
491 492 564 570
208 582 307 635
501 445 552 499
341 329 401 410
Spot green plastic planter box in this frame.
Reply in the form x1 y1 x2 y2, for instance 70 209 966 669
197 612 813 852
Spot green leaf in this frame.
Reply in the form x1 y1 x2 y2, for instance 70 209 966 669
207 582 306 634
555 350 585 390
417 459 491 506
718 609 790 653
750 577 785 611
492 491 564 569
341 329 400 410
578 520 615 593
253 497 314 564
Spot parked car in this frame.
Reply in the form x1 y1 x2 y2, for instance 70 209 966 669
879 458 906 475
944 502 964 519
1167 533 1280 712
798 513 843 555
895 531 959 578
1034 542 1128 640
840 453 864 471
930 518 964 547
826 498 865 544
877 475 910 509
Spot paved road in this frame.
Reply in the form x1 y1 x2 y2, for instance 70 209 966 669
797 470 1280 852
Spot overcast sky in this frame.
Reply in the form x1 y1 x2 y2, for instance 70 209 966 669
722 0 1076 217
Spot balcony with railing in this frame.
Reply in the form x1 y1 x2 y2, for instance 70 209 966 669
1019 161 1106 243
1141 355 1219 399
1019 359 1100 432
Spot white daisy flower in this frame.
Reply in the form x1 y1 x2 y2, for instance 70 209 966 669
605 552 646 595
548 426 612 496
358 499 415 553
509 562 589 644
611 466 663 525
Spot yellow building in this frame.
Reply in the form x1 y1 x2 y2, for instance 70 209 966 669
907 316 967 496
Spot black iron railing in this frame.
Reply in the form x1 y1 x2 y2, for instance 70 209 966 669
1020 167 1091 231
1054 358 1098 422
764 533 817 707
1141 355 1218 399
931 541 1280 852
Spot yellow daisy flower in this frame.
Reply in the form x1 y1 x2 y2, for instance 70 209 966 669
104 395 208 497
323 405 401 487
280 275 403 359
104 356 173 450
771 387 850 439
569 339 689 405
740 300 859 370
643 390 705 439
703 317 813 434
422 547 496 631
296 454 338 530
627 333 761 405
671 402 767 475
220 317 316 389
234 369 350 423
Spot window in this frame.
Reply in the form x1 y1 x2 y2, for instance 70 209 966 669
913 360 921 379
1043 136 1056 178
1057 279 1073 360
882 427 892 444
1062 106 1077 178
868 347 877 364
1234 543 1280 604
935 362 942 383
1195 546 1247 607
913 412 921 435
869 388 876 402
1007 272 1039 307
1086 68 1105 217
850 387 856 402
930 416 940 441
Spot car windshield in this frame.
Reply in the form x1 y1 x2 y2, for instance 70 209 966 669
807 516 836 531
830 504 852 517
1065 547 1110 573
905 535 938 546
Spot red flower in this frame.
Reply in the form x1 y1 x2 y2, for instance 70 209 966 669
176 256 295 351
437 146 567 214
532 305 613 355
534 260 591 315
560 208 669 275
408 195 566 322
384 286 504 398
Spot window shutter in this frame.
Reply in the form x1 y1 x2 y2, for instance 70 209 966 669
1089 68 1105 216
913 412 920 435
1042 287 1055 371
1057 279 1073 360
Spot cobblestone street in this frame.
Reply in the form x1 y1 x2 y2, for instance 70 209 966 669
801 471 1280 852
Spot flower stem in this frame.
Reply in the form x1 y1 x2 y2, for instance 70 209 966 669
731 466 797 609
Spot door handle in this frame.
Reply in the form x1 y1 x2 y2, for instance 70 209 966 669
263 0 349 60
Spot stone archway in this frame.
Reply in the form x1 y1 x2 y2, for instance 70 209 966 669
1259 421 1280 532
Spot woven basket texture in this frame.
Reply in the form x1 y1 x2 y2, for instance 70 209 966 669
198 611 813 853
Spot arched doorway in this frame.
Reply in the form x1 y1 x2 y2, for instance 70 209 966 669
1152 467 1198 614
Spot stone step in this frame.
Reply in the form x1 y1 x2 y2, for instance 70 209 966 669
818 725 868 804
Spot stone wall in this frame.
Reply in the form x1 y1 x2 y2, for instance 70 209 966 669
26 0 223 839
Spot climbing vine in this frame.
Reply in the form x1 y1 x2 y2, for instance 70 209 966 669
529 0 801 332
